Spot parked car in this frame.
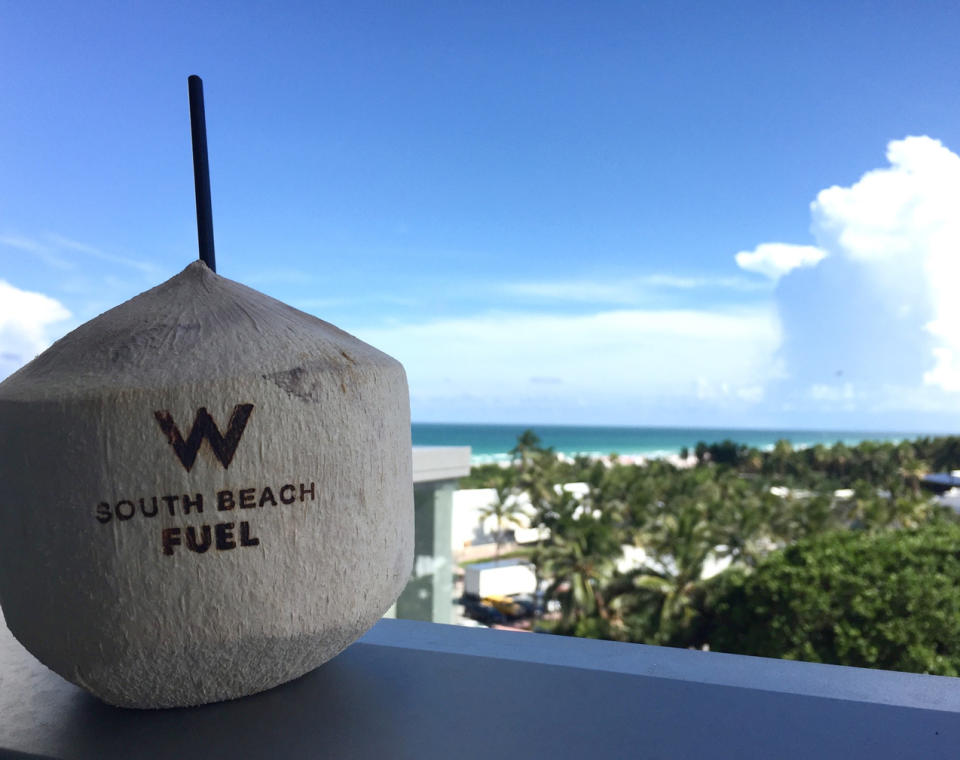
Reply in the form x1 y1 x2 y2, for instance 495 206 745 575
459 595 506 626
482 595 529 619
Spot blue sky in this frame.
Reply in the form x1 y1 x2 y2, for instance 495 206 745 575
3 1 960 430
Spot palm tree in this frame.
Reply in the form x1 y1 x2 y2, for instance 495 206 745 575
713 474 778 567
535 490 620 631
605 468 729 645
477 485 527 559
896 448 927 498
765 439 794 477
517 452 559 519
510 429 543 470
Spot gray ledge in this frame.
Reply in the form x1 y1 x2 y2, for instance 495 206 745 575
411 445 472 483
1 617 959 759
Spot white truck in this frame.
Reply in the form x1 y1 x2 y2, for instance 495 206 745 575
464 559 537 598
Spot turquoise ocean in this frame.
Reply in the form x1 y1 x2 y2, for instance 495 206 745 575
411 422 929 464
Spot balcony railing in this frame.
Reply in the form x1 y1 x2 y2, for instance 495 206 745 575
2 615 959 759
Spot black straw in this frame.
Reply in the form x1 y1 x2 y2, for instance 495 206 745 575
188 75 216 272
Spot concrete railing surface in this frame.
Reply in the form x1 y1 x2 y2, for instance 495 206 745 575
1 616 959 759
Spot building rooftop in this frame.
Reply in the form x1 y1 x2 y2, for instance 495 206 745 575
412 445 472 484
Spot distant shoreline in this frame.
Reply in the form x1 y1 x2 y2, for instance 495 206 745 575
410 422 938 466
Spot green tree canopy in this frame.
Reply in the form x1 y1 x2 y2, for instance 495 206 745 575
703 523 960 675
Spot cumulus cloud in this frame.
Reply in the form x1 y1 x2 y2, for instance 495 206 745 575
809 136 960 393
737 135 960 425
812 137 960 265
0 281 71 379
735 243 826 281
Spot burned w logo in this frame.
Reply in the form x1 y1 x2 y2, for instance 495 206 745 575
153 404 254 471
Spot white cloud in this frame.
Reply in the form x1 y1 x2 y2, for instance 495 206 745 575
0 234 72 269
501 273 768 303
812 137 960 264
356 306 781 417
925 348 960 393
735 135 960 418
734 243 826 281
0 281 71 379
240 268 319 286
45 234 159 275
0 232 157 275
808 136 960 393
808 383 855 402
0 234 46 253
736 385 765 403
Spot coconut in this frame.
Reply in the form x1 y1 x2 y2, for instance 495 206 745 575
0 260 413 708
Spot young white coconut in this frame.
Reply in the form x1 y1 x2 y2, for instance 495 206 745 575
0 260 413 707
